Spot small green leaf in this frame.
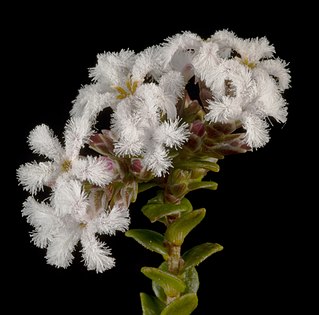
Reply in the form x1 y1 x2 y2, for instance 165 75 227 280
142 198 193 223
175 160 220 172
152 262 168 303
141 267 186 297
147 191 165 204
125 229 168 258
140 293 165 315
188 181 218 191
182 243 223 272
138 182 158 193
181 267 199 294
160 293 198 315
165 209 206 246
152 265 199 303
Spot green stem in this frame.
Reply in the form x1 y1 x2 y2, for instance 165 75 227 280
165 214 185 304
167 244 182 274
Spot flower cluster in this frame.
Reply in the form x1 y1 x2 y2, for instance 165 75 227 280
17 30 290 272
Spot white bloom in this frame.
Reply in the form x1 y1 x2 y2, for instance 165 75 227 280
18 30 291 274
23 195 130 273
111 83 189 176
194 32 290 149
17 116 113 194
205 60 257 121
211 30 290 90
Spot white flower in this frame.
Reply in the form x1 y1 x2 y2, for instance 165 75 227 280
22 196 130 273
18 30 291 274
211 30 290 90
203 59 287 148
189 32 291 149
111 83 189 176
17 116 114 194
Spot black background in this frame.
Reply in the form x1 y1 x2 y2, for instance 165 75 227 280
8 3 311 314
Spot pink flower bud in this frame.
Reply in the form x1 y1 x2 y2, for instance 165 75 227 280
190 120 205 137
99 156 116 172
131 158 143 173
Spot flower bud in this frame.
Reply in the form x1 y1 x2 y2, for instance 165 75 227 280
169 169 191 185
90 130 115 155
190 120 205 137
130 158 154 182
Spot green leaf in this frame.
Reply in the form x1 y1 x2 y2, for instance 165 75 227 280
152 265 199 302
165 209 206 246
140 293 165 315
160 293 198 315
175 160 220 172
182 243 223 272
125 229 168 259
188 181 218 191
141 267 186 297
152 262 168 303
181 267 199 294
138 182 158 193
142 198 193 223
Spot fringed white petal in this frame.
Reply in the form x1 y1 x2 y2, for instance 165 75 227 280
168 49 194 81
143 144 172 177
159 71 185 117
193 41 220 82
234 37 275 62
259 59 291 91
91 205 130 235
22 197 60 248
64 117 92 160
242 114 270 148
17 161 55 194
28 124 64 161
52 179 88 217
206 97 243 123
46 222 81 268
71 84 110 121
160 31 202 69
72 156 114 186
135 83 174 120
89 49 136 86
211 29 238 58
81 231 115 273
254 72 288 122
154 120 190 149
131 46 161 82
